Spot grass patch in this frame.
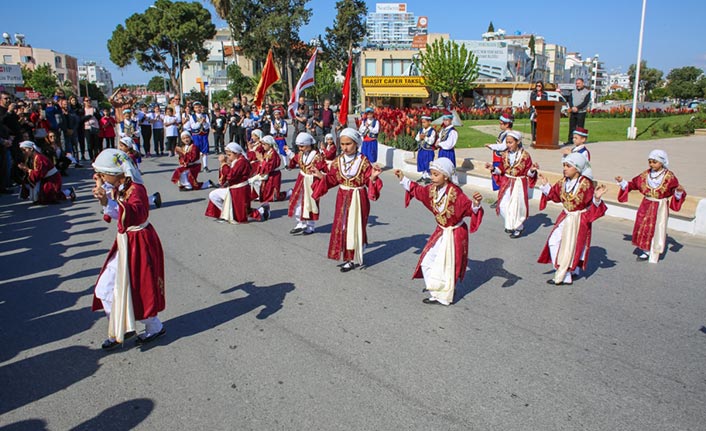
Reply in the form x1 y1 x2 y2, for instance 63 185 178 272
455 115 699 148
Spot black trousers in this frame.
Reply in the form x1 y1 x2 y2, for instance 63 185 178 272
153 128 164 154
568 112 586 143
141 125 152 154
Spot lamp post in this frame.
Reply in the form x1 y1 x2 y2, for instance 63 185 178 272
592 54 599 105
628 0 647 140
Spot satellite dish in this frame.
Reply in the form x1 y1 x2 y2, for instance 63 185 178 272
2 33 9 39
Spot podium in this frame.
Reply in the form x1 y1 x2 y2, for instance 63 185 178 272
531 100 562 149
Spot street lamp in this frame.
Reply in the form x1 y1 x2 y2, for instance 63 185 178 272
592 54 599 105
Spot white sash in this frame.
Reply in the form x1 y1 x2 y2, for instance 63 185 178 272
340 184 364 265
44 167 58 178
300 172 319 218
109 221 149 342
504 175 526 230
220 181 249 224
646 196 668 263
553 209 586 283
426 221 463 304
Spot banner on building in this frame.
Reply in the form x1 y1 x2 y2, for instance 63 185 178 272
0 65 23 85
362 76 426 87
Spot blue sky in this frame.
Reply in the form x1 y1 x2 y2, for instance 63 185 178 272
2 0 704 84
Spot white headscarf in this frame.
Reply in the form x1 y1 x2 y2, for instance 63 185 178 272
339 128 362 147
119 136 133 148
251 129 263 139
226 142 245 155
324 133 334 142
180 130 191 139
92 149 143 184
506 130 522 143
295 132 315 146
260 135 276 146
564 152 593 179
648 149 669 168
429 157 456 182
19 141 42 153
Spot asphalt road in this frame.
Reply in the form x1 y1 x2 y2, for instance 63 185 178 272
1 153 705 430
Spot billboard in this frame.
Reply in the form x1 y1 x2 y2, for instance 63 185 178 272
411 16 428 49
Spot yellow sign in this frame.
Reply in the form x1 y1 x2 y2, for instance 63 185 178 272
363 76 426 87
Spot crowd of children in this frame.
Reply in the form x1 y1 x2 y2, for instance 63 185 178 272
71 104 691 349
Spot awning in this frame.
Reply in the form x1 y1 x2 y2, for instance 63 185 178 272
364 87 429 98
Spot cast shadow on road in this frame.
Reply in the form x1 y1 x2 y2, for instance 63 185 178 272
0 346 104 415
582 246 617 278
622 233 684 262
0 398 155 431
455 257 522 303
140 281 295 351
156 197 204 209
522 213 554 236
363 234 428 268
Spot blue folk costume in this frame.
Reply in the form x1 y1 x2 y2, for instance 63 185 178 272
436 115 457 166
415 118 436 179
271 114 288 156
359 108 380 163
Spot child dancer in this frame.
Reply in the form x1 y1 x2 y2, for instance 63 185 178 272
320 133 338 164
414 115 436 184
312 128 383 272
358 107 380 163
188 101 211 172
270 109 288 164
485 131 538 238
615 150 686 263
563 127 591 161
394 158 484 305
205 142 269 223
485 113 514 207
171 131 212 191
284 132 328 235
436 113 458 167
254 135 285 203
118 137 161 208
538 153 607 285
18 140 75 203
91 149 166 349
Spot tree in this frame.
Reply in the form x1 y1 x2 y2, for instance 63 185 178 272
226 63 255 99
323 0 367 69
627 61 663 98
147 76 170 92
487 21 494 33
211 90 232 107
414 39 479 107
528 34 536 82
22 64 58 97
666 66 705 102
108 0 216 100
187 89 208 106
210 0 312 99
309 60 340 103
78 80 107 102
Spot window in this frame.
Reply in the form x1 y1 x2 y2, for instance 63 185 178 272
57 73 65 82
55 56 62 68
382 59 393 76
365 59 376 76
3 55 12 63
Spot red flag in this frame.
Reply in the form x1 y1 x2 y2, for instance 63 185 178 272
288 49 318 119
338 55 353 127
253 49 280 109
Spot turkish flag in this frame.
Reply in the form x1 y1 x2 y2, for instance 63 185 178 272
253 49 280 109
338 56 353 128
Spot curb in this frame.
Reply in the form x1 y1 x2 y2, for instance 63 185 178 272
376 143 706 238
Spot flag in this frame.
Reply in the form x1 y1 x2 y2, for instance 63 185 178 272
287 49 318 119
253 49 280 110
338 55 353 128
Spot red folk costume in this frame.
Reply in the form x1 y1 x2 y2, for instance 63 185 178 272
171 142 204 189
492 147 537 231
257 147 284 202
22 150 66 204
403 178 484 304
312 153 382 265
618 168 685 263
91 151 165 346
538 175 606 284
205 155 260 223
287 149 328 221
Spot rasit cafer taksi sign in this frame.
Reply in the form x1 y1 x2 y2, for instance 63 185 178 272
362 77 426 87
